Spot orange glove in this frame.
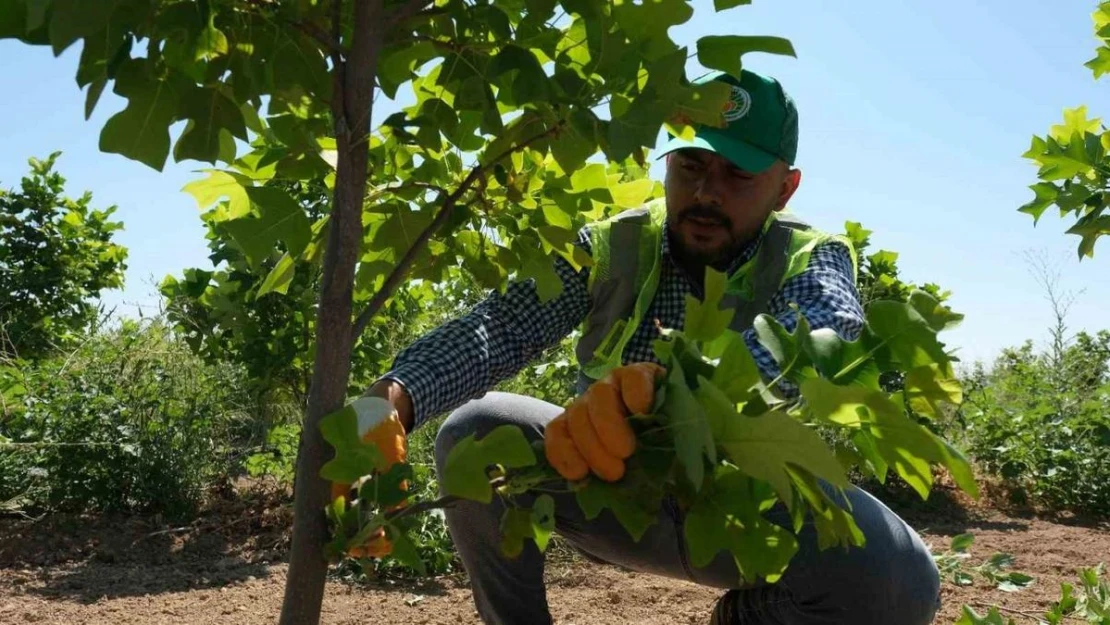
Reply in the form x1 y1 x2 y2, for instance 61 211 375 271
330 397 408 559
544 363 665 482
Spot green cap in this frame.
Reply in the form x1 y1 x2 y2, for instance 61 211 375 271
657 69 798 173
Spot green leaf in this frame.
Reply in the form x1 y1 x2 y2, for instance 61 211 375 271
800 378 979 499
950 533 975 553
659 358 715 489
222 187 312 269
362 462 414 510
610 179 654 209
182 170 252 218
904 363 962 418
612 0 693 57
685 267 734 342
683 466 799 584
1086 46 1110 79
550 110 600 174
174 86 248 165
866 300 950 369
955 606 1014 625
696 36 797 78
99 59 184 171
703 331 762 403
1065 213 1110 259
442 425 536 503
575 475 660 542
195 19 229 60
908 289 964 332
500 507 536 558
498 495 556 558
716 409 848 505
714 0 750 10
1049 106 1102 143
319 405 384 483
48 0 122 55
803 328 882 388
256 252 296 297
385 524 428 576
1039 133 1096 181
532 494 555 551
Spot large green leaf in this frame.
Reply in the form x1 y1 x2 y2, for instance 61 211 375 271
696 36 797 78
222 187 312 269
575 472 661 542
99 59 186 171
683 466 799 584
716 409 848 505
866 300 950 369
182 170 252 218
499 494 556 557
904 363 962 418
685 267 734 342
800 378 978 499
174 85 249 165
702 331 763 403
658 357 715 489
48 0 122 55
441 425 537 503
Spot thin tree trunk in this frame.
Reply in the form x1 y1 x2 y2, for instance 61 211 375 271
279 1 383 623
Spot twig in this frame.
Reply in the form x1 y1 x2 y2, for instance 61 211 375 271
386 0 434 29
966 602 1053 622
350 120 566 340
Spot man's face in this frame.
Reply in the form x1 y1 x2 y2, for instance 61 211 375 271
664 148 801 267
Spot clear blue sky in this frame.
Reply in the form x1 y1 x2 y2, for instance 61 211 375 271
1 0 1107 368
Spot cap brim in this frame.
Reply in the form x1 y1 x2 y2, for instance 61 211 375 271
656 126 778 174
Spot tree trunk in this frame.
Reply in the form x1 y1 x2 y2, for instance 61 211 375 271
279 1 383 623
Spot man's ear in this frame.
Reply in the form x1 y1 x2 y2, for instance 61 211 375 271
776 167 802 211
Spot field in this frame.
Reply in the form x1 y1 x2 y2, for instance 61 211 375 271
3 480 1107 625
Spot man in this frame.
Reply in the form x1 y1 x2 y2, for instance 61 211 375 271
362 69 942 624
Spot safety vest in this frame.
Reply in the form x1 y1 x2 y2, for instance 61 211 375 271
574 198 857 393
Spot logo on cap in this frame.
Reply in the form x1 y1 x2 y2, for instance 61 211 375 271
722 85 752 122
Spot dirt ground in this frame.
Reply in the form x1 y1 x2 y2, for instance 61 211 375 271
1 481 1107 625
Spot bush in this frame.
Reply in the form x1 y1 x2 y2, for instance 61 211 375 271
955 331 1110 517
0 318 256 518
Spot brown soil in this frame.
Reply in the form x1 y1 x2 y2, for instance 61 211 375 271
1 481 1107 625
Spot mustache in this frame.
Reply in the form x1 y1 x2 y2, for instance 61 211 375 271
680 204 731 228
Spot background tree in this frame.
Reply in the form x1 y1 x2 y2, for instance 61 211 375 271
0 152 128 360
1019 2 1110 258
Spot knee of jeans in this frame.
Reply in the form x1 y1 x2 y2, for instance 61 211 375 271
433 395 512 472
887 542 942 624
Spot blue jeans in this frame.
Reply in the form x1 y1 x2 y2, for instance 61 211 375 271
434 392 942 625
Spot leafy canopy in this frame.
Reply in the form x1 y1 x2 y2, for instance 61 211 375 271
0 152 127 360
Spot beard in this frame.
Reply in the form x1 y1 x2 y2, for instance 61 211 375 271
669 204 746 268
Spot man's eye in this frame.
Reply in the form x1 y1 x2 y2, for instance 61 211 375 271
730 169 754 180
681 160 703 171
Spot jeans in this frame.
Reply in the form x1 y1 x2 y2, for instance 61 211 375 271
434 392 942 625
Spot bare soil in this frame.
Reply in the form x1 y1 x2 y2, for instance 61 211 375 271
1 481 1107 625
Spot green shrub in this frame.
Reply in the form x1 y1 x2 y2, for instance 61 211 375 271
0 319 255 518
955 331 1110 517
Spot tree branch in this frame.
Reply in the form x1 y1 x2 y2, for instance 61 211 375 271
386 0 435 29
350 120 566 341
291 20 343 58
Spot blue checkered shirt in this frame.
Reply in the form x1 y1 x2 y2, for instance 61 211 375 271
383 220 864 429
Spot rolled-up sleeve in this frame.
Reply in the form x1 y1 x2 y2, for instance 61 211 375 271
381 231 593 429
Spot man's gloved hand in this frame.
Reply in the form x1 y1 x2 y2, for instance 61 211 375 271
544 362 665 483
330 396 408 559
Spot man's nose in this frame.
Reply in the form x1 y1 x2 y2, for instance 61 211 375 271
693 171 725 207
